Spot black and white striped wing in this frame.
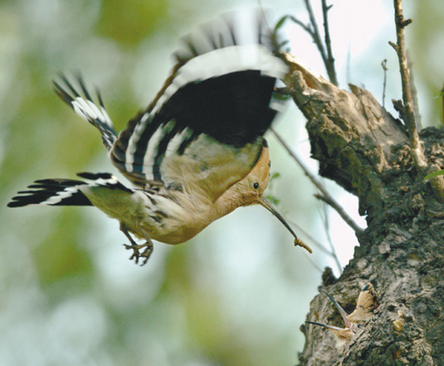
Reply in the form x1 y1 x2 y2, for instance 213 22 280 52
110 14 288 201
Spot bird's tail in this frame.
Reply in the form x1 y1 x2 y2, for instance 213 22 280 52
8 173 134 208
53 75 117 151
8 176 93 208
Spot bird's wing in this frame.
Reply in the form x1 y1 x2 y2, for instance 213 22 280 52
110 13 288 202
53 74 117 151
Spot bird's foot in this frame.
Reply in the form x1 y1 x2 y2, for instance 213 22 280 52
120 223 154 265
123 241 153 265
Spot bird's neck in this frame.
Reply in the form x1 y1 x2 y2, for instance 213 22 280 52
211 184 246 220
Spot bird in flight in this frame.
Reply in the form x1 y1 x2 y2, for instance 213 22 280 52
8 12 311 264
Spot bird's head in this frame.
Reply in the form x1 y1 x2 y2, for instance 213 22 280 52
236 144 271 205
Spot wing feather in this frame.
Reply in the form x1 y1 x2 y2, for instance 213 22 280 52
108 13 289 201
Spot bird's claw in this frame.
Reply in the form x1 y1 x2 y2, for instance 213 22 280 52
123 243 140 263
123 242 153 265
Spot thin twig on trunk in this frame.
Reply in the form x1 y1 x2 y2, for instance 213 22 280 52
381 59 388 108
270 127 364 238
407 51 422 130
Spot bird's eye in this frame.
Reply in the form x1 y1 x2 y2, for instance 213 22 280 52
253 182 259 190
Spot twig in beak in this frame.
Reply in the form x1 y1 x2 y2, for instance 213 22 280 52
258 197 312 253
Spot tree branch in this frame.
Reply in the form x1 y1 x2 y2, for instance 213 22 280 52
313 193 363 236
289 0 338 86
390 0 444 202
390 0 425 167
321 0 338 86
270 127 364 238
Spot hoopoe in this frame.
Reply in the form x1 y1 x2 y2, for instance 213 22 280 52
8 13 311 265
306 281 379 347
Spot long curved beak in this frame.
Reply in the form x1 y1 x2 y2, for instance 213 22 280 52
305 321 355 342
322 290 352 329
257 197 312 253
305 321 343 332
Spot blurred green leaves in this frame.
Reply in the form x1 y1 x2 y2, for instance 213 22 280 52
32 210 93 289
98 0 168 46
265 172 281 205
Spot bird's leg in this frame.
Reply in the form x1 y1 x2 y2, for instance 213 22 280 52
120 223 154 265
120 223 141 263
137 228 154 265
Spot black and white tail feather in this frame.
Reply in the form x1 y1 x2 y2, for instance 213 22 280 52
8 11 291 265
8 173 132 208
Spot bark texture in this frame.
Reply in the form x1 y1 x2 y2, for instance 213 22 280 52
281 53 444 365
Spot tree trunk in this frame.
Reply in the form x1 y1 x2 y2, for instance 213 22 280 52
282 53 444 365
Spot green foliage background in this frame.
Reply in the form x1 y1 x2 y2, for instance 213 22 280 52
0 0 442 365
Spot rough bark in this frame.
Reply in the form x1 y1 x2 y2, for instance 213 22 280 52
281 53 444 365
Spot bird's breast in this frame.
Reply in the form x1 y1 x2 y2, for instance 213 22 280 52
127 190 217 245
